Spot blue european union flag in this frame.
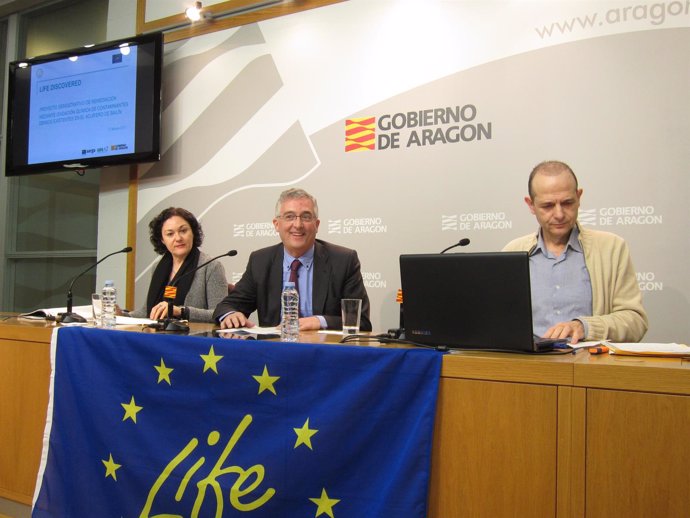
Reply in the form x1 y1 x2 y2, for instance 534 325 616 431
32 327 441 517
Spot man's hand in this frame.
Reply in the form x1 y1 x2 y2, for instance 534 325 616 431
220 312 255 329
543 320 585 344
298 316 322 331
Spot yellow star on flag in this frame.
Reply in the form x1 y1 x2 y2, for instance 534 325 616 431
102 453 121 480
154 358 173 385
253 365 279 395
309 488 340 518
201 345 223 374
294 418 318 450
121 396 143 423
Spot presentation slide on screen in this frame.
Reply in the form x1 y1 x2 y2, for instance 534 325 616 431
28 46 138 164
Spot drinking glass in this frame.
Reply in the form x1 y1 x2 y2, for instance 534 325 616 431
91 293 103 327
341 299 362 335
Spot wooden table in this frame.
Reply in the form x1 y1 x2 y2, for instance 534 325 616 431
429 348 690 518
2 315 689 517
0 316 53 505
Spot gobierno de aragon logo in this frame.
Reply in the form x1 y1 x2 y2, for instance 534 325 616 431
345 117 375 152
345 104 492 152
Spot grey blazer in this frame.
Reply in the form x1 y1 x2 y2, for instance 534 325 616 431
131 251 228 322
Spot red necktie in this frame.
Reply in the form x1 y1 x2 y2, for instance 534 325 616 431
289 259 302 289
289 259 302 316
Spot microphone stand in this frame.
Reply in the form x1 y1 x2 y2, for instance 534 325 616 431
162 304 190 332
161 284 188 331
158 250 237 332
58 247 133 324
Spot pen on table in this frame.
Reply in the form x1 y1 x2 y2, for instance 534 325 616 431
588 345 609 355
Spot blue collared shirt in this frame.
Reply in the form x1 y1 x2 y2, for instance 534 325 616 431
529 226 592 337
283 246 327 329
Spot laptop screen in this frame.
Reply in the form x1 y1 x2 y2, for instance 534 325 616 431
399 252 537 352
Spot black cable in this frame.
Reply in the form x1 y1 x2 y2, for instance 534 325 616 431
340 334 454 351
338 334 579 355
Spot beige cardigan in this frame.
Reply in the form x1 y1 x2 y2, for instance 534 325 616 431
504 224 648 342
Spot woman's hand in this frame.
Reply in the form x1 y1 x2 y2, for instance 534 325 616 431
149 302 181 320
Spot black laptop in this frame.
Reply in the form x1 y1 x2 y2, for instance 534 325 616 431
399 252 553 352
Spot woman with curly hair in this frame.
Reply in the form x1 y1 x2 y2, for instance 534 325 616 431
130 207 228 322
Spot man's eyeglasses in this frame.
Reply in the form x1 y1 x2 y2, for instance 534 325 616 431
279 212 316 223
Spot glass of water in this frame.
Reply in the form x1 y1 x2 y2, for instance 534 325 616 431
91 293 103 327
341 299 362 335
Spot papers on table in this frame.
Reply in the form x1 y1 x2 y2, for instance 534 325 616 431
19 305 93 321
18 309 55 320
18 306 156 327
116 315 157 326
606 342 690 357
215 326 280 335
554 340 690 357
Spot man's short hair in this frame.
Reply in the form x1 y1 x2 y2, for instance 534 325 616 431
528 160 579 199
275 188 319 218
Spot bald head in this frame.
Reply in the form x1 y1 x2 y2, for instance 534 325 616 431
528 161 578 200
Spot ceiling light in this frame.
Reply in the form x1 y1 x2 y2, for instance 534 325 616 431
185 1 203 22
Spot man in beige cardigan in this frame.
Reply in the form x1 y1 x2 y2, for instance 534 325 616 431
504 161 648 343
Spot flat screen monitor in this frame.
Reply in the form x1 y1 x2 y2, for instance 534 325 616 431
5 32 162 176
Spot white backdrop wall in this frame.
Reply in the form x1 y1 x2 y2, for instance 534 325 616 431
117 0 688 342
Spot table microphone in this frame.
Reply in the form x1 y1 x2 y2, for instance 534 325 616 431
160 250 238 332
57 246 133 324
440 238 470 254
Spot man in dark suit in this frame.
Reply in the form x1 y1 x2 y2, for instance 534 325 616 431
213 188 372 331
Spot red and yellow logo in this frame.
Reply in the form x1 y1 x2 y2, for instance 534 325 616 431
163 285 178 300
345 117 375 152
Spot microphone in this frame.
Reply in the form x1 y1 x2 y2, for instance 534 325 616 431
160 250 237 332
440 238 470 254
58 246 133 324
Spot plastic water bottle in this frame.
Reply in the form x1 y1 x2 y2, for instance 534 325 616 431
101 280 117 329
281 282 299 342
